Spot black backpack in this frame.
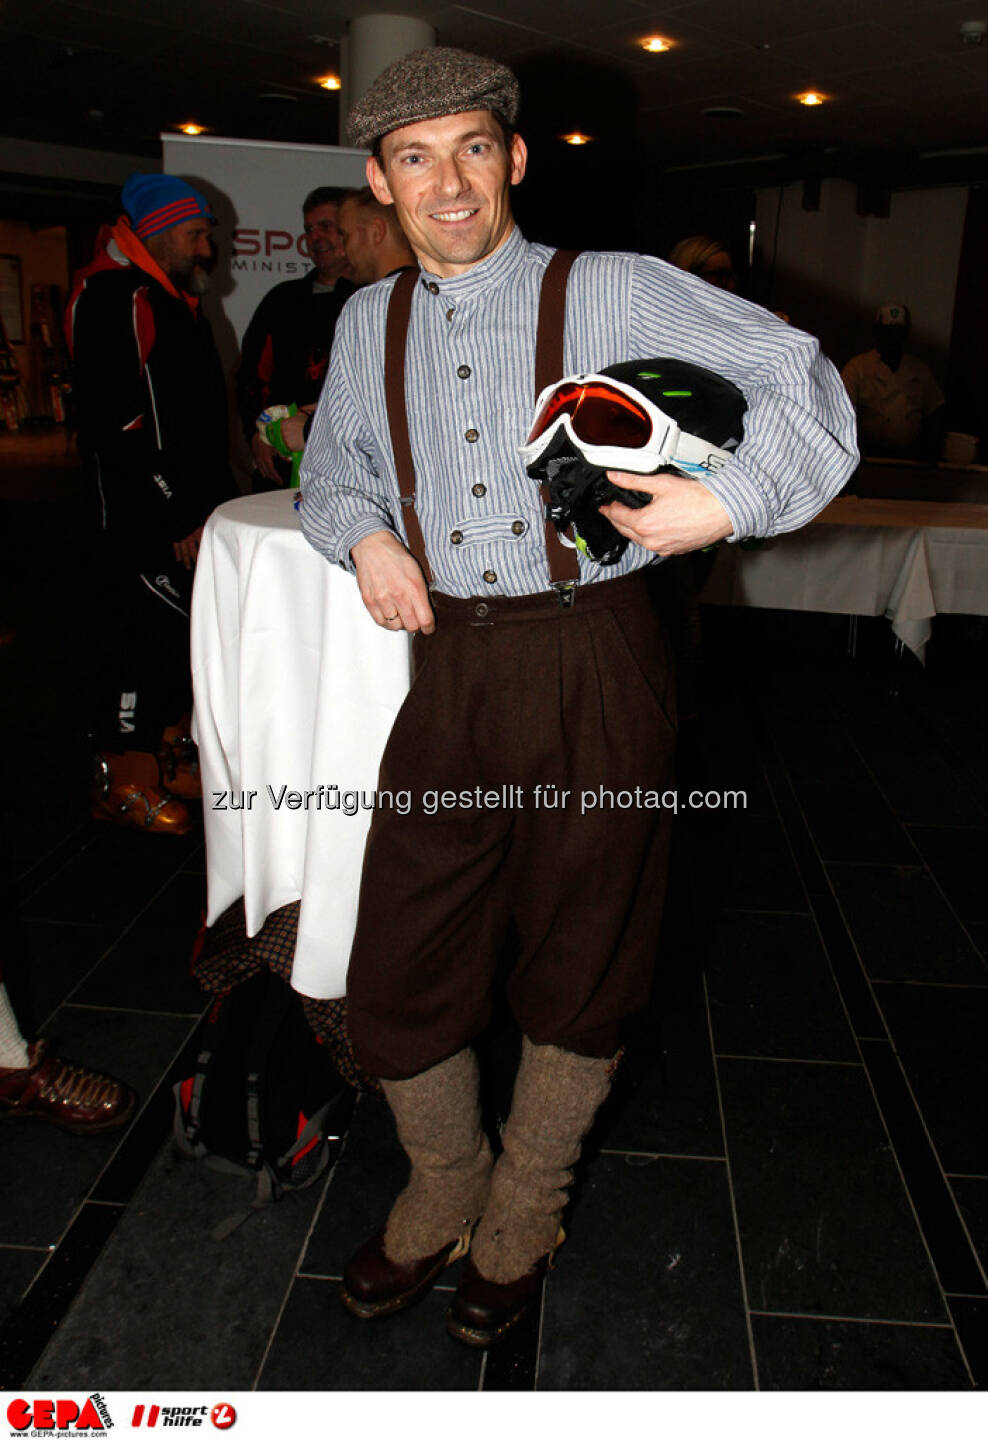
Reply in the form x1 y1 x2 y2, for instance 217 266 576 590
173 968 354 1238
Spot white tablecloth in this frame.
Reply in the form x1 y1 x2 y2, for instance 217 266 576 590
190 490 412 998
701 498 988 661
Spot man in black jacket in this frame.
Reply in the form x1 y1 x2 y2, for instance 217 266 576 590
66 172 235 833
236 187 354 487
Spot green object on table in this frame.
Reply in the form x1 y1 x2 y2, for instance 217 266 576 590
266 403 303 488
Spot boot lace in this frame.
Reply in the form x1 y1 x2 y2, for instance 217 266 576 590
39 1057 118 1112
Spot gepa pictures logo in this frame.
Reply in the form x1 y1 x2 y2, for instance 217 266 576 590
7 1395 110 1432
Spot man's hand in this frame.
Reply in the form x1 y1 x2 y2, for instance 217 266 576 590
250 432 284 485
279 414 307 453
351 530 435 634
279 403 315 456
173 525 204 571
599 470 734 555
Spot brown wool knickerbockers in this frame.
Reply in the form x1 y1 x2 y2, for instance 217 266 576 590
346 571 677 1081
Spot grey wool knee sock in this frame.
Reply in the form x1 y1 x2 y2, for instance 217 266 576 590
382 1047 493 1264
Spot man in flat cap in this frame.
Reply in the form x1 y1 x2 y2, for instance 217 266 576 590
300 47 857 1346
67 173 235 832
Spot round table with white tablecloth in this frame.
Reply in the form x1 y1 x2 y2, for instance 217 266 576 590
190 489 412 998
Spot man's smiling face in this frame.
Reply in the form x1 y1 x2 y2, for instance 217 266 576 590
302 202 346 283
367 109 527 278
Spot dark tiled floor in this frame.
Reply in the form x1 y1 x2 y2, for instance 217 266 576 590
1 455 986 1391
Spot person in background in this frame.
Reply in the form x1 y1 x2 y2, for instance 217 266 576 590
667 234 737 292
841 303 946 461
337 187 416 287
299 47 858 1348
66 173 235 834
236 187 354 488
275 189 417 459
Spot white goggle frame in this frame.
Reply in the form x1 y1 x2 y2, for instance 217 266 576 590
519 371 734 477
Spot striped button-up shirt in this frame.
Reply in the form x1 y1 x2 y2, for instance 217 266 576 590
299 226 858 598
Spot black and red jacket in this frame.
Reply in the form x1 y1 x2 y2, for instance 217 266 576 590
65 218 234 546
235 272 354 444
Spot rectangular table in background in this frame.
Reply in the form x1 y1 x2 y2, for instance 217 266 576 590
701 497 988 661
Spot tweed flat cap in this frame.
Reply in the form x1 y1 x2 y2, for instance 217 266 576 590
347 46 520 150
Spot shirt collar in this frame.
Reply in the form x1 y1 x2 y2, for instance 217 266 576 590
417 225 528 300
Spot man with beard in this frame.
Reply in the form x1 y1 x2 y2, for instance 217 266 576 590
66 173 235 832
237 187 354 488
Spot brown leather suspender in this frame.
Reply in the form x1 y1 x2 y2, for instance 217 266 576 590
534 249 581 586
384 267 433 583
384 248 581 591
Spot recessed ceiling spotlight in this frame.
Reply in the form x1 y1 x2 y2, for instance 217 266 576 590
797 91 826 106
319 75 341 90
178 122 206 135
641 36 673 53
562 132 593 145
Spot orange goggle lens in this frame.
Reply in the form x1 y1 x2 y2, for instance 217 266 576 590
526 382 654 450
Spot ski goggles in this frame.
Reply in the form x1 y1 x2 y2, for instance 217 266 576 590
519 372 732 477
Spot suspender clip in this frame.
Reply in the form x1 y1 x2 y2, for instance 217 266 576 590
552 582 576 609
399 494 415 507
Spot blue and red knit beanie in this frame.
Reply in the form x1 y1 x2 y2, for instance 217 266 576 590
121 173 215 241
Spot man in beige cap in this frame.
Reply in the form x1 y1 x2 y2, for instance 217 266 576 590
300 46 857 1347
842 303 945 460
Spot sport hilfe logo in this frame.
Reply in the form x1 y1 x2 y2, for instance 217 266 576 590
7 1397 108 1431
131 1408 204 1429
129 1407 235 1431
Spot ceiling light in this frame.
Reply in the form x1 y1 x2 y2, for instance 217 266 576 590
178 122 205 135
562 132 592 145
641 37 673 53
797 91 825 106
319 75 341 91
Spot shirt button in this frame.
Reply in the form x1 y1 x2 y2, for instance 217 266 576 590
472 483 487 498
427 281 439 295
511 519 526 535
483 570 497 584
446 308 455 322
457 364 472 379
474 602 489 619
450 530 463 545
465 428 479 443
